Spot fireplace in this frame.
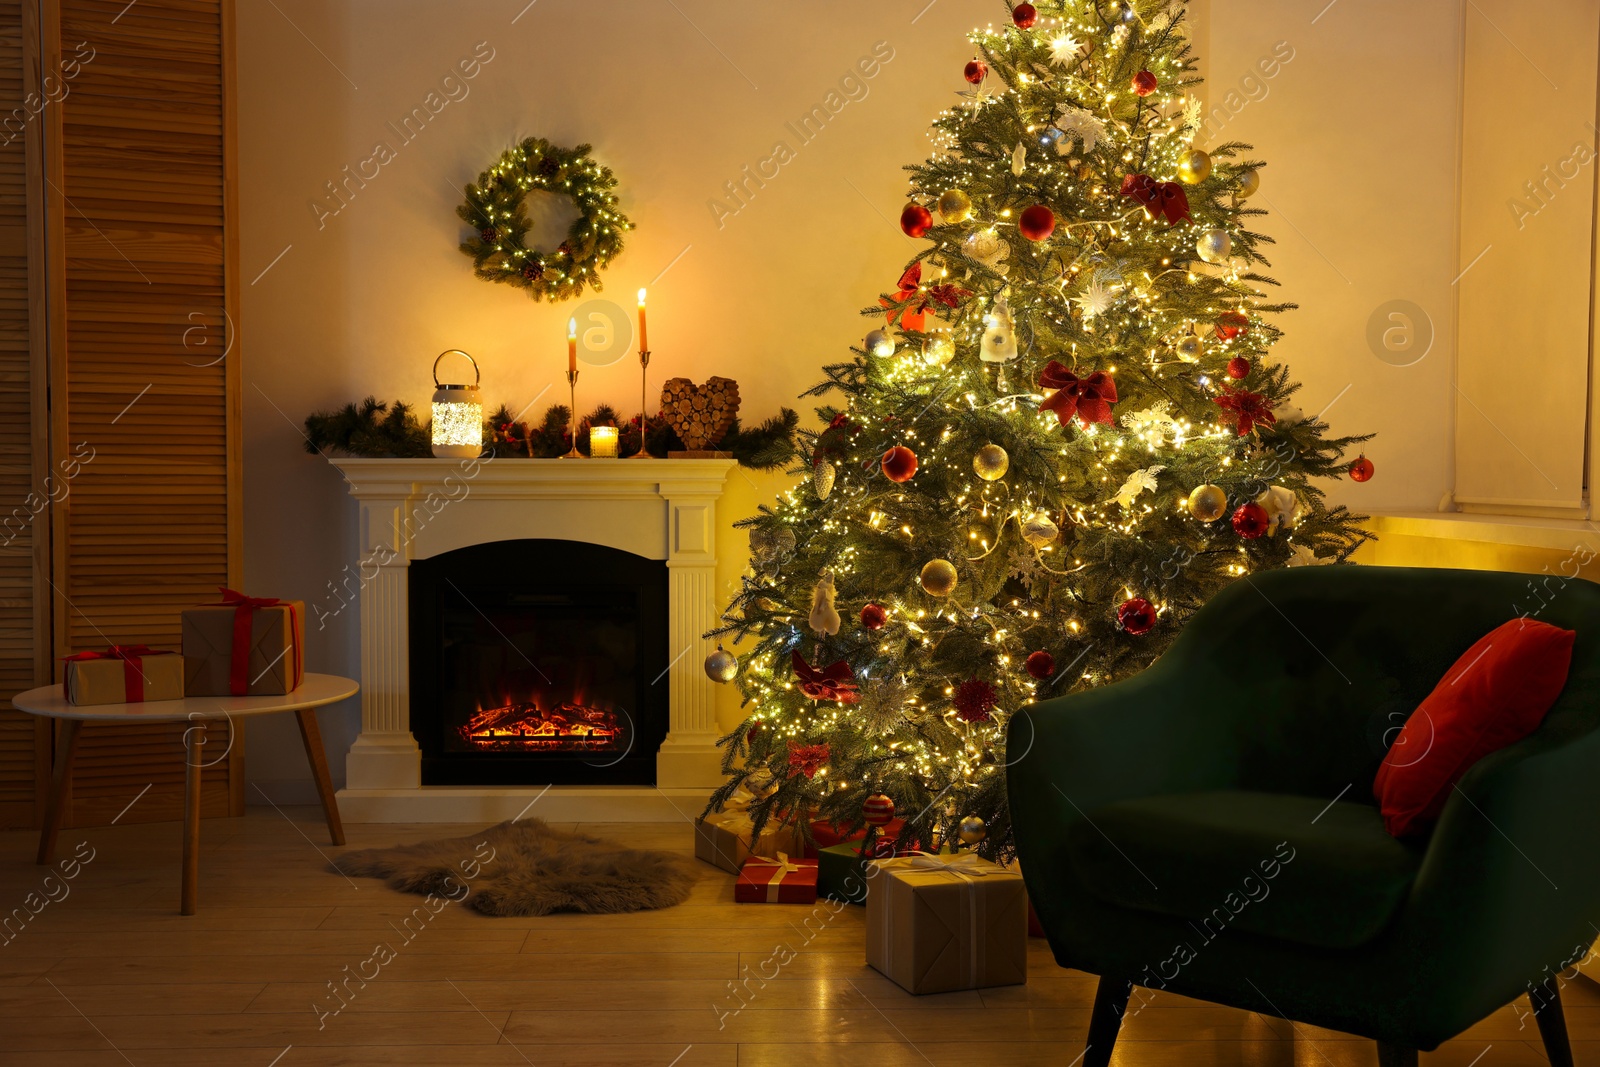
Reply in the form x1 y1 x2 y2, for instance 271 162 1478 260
409 538 669 786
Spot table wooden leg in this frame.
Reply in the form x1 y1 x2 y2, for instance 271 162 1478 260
294 707 344 846
36 719 83 865
181 721 204 916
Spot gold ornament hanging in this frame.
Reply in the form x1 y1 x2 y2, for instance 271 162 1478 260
923 332 955 366
1175 334 1204 362
1236 168 1260 198
1177 148 1212 184
1021 509 1059 547
704 645 738 683
1196 229 1232 264
1187 484 1228 523
937 188 973 223
958 815 988 843
920 559 959 597
973 444 1009 481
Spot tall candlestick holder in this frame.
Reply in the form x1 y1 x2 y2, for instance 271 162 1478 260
562 368 583 459
628 347 654 458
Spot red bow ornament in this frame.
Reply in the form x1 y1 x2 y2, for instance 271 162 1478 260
1213 386 1277 436
62 645 172 703
791 650 859 703
880 263 970 332
1120 173 1191 225
1038 361 1119 427
787 739 832 779
209 587 305 696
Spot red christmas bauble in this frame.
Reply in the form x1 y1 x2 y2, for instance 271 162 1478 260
964 59 988 84
1232 501 1271 539
860 603 888 630
1025 650 1055 679
1226 356 1251 380
881 446 919 482
1214 311 1250 341
1349 455 1375 483
1019 204 1056 242
1132 69 1158 96
900 202 933 238
1012 2 1037 27
1117 597 1157 635
954 677 998 723
863 793 896 827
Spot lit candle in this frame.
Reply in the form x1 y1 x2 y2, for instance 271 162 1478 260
636 288 649 353
589 425 618 458
567 317 577 374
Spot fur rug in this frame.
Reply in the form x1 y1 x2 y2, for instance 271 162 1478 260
337 819 695 916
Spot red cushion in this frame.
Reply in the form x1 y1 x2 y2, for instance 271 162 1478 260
1374 618 1575 838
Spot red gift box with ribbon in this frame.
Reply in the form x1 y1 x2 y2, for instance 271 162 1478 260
181 588 305 697
810 817 907 850
734 853 819 904
63 646 184 705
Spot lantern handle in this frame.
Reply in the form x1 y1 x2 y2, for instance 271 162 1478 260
433 349 480 389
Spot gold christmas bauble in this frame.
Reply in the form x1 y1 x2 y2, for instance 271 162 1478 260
958 815 987 844
1177 148 1212 184
1236 168 1260 198
923 334 955 366
1175 334 1204 362
1187 484 1228 523
937 188 973 223
920 559 959 597
704 646 738 683
865 329 895 358
973 444 1009 481
1021 509 1059 547
1196 229 1232 264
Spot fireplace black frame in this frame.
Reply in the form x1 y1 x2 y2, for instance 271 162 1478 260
409 538 669 786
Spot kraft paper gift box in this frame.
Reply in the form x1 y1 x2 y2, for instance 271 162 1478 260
64 648 184 706
694 809 802 874
866 852 1028 995
182 589 305 697
734 854 818 904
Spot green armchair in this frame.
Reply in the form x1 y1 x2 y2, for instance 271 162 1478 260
1008 565 1600 1066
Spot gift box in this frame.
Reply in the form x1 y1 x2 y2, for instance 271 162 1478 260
695 801 803 874
63 647 184 706
810 816 905 850
818 839 904 904
866 852 1028 995
735 854 818 904
182 588 304 697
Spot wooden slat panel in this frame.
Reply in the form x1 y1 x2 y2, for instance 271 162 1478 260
48 0 241 827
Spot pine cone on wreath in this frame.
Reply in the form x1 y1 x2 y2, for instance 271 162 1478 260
479 226 498 243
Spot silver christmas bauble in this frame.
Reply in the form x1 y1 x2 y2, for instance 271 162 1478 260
1187 484 1228 523
865 329 895 358
1236 168 1260 198
1197 229 1232 264
704 647 738 683
814 459 836 500
920 559 959 597
958 815 987 844
1021 509 1059 547
973 444 1009 482
1175 334 1204 362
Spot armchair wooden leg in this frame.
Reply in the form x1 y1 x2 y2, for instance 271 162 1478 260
1376 1043 1417 1067
1084 976 1133 1067
1531 979 1575 1067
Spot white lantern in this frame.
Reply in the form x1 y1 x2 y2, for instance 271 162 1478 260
431 349 483 459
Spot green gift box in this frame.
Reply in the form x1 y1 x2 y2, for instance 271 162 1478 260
818 842 875 905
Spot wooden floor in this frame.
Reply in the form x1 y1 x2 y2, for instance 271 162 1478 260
0 808 1591 1065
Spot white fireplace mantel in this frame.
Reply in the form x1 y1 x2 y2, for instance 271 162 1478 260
327 456 737 822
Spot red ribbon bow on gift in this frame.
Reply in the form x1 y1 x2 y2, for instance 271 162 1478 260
879 263 971 332
209 588 304 697
790 650 859 703
1213 386 1277 436
1120 173 1192 225
1038 362 1119 427
63 645 172 703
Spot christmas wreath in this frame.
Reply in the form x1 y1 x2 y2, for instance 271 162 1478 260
456 136 632 302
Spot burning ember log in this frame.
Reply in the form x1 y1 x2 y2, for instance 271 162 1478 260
460 700 623 751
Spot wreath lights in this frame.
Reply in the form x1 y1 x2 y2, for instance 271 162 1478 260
456 136 632 302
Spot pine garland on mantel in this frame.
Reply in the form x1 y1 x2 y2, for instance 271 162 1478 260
303 396 799 470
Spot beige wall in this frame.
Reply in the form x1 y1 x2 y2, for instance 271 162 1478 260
236 1 1502 799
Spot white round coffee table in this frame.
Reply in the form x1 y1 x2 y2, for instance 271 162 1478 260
13 673 359 915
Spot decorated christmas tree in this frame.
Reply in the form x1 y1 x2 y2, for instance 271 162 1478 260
705 0 1373 859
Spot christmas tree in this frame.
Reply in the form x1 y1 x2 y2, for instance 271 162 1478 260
705 0 1372 859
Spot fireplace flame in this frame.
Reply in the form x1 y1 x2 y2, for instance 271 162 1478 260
461 696 623 751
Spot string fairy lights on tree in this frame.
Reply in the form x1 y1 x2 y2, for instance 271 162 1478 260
704 0 1372 860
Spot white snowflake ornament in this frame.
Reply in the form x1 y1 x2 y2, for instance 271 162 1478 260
1113 465 1166 509
1053 107 1106 154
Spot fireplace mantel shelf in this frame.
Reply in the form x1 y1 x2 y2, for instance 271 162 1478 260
327 456 738 823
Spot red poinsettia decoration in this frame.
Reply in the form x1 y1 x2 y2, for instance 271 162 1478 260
1213 386 1277 436
791 650 859 703
787 739 831 779
1120 173 1191 225
954 677 999 723
1038 362 1118 427
880 262 970 332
